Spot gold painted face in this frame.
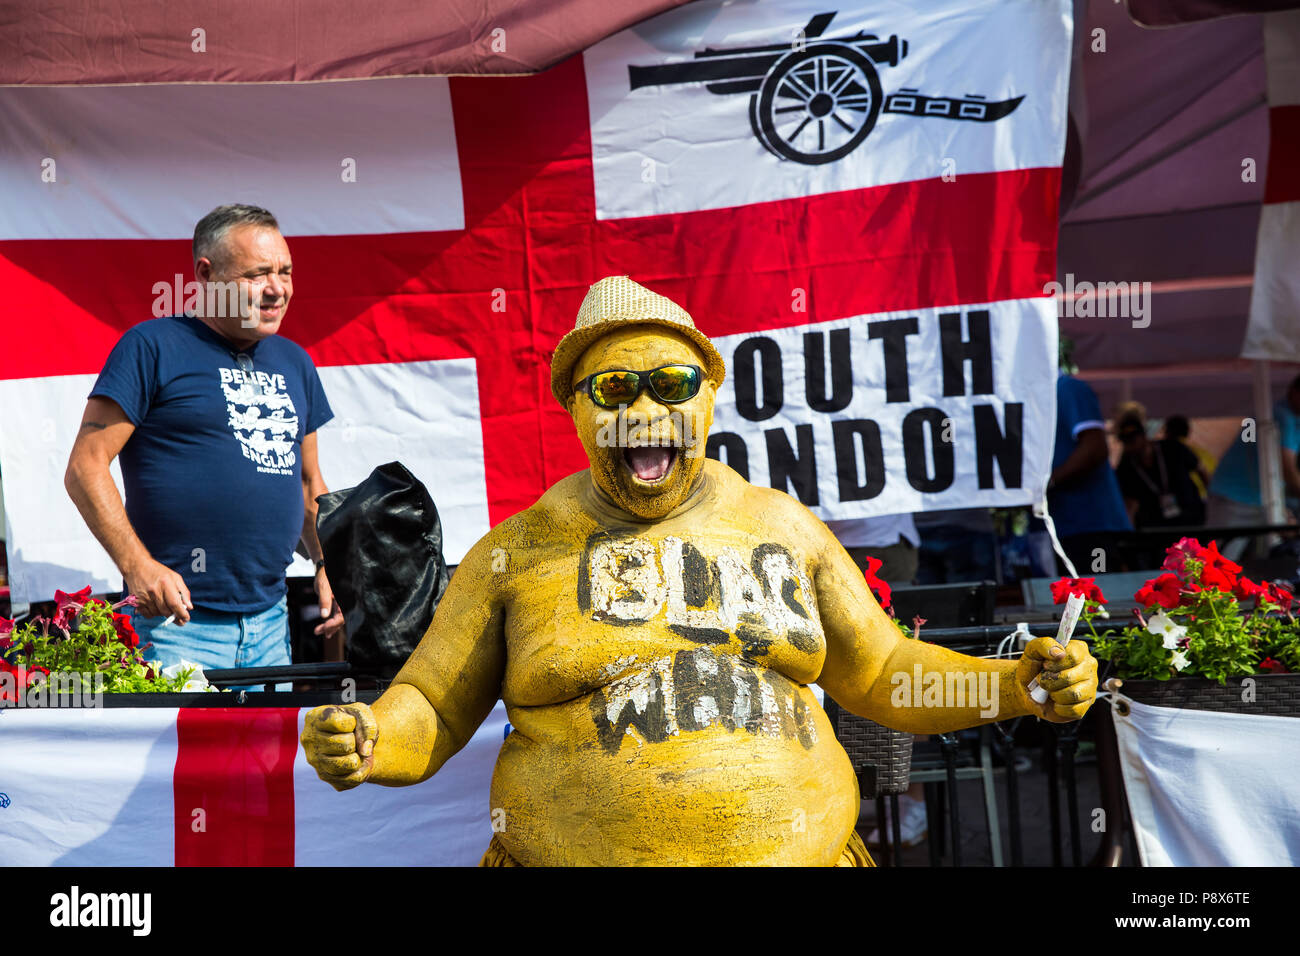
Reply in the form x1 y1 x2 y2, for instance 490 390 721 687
568 326 717 520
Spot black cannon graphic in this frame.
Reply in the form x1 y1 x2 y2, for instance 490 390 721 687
628 11 1024 166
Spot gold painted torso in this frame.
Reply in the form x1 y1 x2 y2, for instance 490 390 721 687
486 470 859 865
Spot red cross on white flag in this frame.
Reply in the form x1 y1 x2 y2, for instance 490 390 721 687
0 0 1072 604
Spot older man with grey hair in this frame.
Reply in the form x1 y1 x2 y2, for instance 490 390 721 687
65 203 345 677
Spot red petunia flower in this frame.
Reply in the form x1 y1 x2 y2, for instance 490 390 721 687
1050 577 1107 605
864 556 891 610
0 617 13 636
1260 657 1288 674
1135 572 1188 610
1161 537 1204 576
1233 577 1266 602
1194 540 1242 578
112 612 140 649
54 585 93 606
1200 564 1237 594
1262 583 1295 611
52 585 93 630
0 662 50 700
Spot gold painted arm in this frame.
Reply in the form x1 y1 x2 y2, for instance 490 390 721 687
810 514 1035 733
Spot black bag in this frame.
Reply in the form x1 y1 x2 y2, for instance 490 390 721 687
315 462 449 680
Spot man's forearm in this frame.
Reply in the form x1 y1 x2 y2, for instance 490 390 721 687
854 639 1032 733
300 508 322 562
64 459 151 576
300 480 328 561
1050 435 1107 492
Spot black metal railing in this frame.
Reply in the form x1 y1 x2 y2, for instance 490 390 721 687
202 661 355 692
860 621 1117 867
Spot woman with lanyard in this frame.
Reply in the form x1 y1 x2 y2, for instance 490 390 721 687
1116 413 1206 565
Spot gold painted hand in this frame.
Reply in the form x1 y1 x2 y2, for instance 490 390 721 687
301 703 379 790
1015 637 1098 722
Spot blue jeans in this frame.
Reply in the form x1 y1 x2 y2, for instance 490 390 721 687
134 596 290 690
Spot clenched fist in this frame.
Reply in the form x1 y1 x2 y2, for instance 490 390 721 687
1015 637 1098 722
301 703 379 790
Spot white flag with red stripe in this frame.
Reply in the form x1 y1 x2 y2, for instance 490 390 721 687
0 0 1072 605
1241 10 1300 362
0 703 508 865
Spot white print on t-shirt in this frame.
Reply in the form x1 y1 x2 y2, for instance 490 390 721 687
218 367 298 476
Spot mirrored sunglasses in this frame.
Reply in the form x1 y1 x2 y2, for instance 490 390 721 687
575 364 702 409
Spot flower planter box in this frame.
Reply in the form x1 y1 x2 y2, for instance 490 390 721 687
1107 673 1300 865
1117 673 1300 719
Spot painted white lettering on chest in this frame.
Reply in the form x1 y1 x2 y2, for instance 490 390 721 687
589 648 819 753
584 535 822 650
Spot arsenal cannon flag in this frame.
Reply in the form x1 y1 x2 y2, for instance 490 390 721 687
0 0 1072 603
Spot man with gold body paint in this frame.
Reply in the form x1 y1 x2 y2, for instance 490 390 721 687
301 276 1098 866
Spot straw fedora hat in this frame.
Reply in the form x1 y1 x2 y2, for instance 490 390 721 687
550 275 727 407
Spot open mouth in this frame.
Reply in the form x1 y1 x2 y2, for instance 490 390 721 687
623 445 678 484
260 302 284 318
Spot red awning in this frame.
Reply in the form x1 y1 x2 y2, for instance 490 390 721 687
0 0 692 85
1127 0 1300 27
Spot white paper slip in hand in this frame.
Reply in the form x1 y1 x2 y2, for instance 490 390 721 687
1028 591 1084 706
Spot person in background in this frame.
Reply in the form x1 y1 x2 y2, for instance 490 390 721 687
1045 341 1131 574
1206 375 1300 560
64 204 346 677
824 513 919 586
914 508 999 586
1115 411 1205 565
1163 414 1215 500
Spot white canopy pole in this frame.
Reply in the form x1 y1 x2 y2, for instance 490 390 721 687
1254 361 1285 551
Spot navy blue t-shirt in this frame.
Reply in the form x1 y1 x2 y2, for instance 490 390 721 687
90 315 333 612
1047 373 1131 539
